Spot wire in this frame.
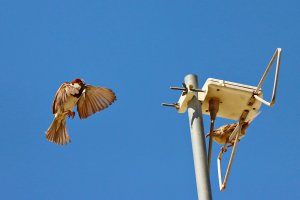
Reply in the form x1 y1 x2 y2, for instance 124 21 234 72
207 97 219 174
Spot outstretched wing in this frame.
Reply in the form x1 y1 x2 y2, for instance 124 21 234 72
52 83 79 114
77 85 116 119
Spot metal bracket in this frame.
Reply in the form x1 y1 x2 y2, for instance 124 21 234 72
162 83 205 113
251 48 282 107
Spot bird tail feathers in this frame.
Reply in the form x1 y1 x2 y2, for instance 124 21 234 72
46 117 70 145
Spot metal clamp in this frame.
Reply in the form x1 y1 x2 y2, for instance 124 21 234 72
162 83 205 113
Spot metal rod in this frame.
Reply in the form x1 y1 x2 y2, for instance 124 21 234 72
170 86 187 91
217 149 224 191
185 74 212 200
190 88 206 93
255 48 281 94
221 125 241 191
254 48 281 106
161 103 179 108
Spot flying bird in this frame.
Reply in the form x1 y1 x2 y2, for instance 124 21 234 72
46 78 116 145
207 112 260 145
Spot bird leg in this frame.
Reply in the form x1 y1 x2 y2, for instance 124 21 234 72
221 146 227 153
67 110 75 119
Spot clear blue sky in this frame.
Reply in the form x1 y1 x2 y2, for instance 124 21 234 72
0 0 299 199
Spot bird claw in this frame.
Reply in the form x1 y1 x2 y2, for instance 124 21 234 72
67 111 75 119
221 147 227 153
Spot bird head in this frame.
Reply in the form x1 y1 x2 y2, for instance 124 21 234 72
70 78 86 90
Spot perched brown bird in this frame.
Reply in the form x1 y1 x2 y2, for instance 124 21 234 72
46 78 116 145
207 112 260 145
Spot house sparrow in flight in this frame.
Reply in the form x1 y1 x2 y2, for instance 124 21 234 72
207 112 260 145
46 78 116 145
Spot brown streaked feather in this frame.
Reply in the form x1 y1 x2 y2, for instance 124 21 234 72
77 86 116 119
208 112 261 144
210 123 237 144
52 83 80 114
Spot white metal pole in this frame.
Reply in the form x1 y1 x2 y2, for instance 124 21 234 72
184 74 212 200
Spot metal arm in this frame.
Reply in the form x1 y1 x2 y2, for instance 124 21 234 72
254 48 282 107
217 122 241 191
217 110 248 191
